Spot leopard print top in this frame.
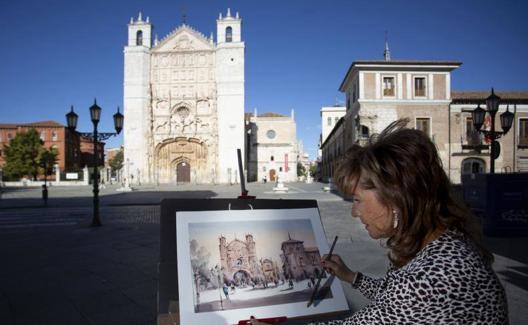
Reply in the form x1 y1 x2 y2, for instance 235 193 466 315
318 229 508 324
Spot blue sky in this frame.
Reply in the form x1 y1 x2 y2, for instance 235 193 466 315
1 0 527 160
189 218 316 266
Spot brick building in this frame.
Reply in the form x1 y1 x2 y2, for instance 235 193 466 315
0 121 105 177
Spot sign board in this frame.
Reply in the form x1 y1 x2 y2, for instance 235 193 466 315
66 173 79 180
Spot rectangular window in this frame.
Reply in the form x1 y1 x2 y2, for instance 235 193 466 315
416 117 431 136
40 131 46 141
414 77 426 97
465 117 481 145
52 131 58 141
520 119 528 145
7 133 12 140
383 77 395 96
327 117 332 126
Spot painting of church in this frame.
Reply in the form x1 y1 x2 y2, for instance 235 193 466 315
219 234 282 286
280 234 324 281
123 9 245 184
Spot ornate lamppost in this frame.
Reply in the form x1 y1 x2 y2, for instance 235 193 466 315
66 100 123 226
472 89 514 174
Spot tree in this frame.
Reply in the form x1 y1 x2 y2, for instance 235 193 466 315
3 129 45 180
108 148 124 177
297 162 306 177
309 164 318 177
190 239 213 289
40 147 59 176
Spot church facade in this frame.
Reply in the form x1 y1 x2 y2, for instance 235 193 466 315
123 9 245 184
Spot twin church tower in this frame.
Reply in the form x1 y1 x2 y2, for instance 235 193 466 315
123 9 245 184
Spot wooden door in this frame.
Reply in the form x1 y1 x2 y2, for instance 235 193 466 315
269 169 276 182
176 162 190 183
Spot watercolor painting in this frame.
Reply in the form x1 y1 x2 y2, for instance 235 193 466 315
176 208 348 325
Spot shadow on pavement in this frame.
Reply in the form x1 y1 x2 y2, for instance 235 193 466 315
0 190 219 209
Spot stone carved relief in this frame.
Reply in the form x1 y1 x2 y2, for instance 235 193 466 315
168 105 195 136
196 100 210 115
174 35 191 50
154 137 212 184
147 38 221 184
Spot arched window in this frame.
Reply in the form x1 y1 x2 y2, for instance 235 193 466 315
462 158 485 175
136 30 143 46
360 125 369 138
226 26 232 42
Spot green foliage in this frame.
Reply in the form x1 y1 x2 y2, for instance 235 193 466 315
309 164 318 177
40 147 59 175
108 149 124 176
190 239 213 286
297 162 306 177
3 129 44 180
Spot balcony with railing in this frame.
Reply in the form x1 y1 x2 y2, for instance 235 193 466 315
455 129 489 157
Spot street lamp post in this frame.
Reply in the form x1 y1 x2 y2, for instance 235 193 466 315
41 160 48 205
472 88 514 174
212 265 224 310
66 100 124 226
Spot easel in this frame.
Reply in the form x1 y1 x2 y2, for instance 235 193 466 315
236 148 256 199
156 150 348 324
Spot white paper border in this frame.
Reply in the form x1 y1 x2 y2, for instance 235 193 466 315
176 208 348 325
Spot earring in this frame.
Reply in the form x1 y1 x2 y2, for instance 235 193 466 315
393 210 399 229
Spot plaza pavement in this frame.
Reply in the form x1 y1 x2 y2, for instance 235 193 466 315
0 182 527 324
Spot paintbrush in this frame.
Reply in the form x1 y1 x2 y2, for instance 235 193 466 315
307 235 338 307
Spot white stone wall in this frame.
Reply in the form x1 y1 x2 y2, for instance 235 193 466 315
215 17 245 184
321 106 346 144
123 41 151 184
253 116 298 182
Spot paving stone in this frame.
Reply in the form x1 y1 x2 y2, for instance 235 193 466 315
1 182 527 324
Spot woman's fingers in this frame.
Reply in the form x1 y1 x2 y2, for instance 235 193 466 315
321 259 338 274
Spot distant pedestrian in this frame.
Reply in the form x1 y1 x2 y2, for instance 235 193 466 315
222 284 230 300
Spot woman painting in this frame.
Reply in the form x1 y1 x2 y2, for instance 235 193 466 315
250 119 508 324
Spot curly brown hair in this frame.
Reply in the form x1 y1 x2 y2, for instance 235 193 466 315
334 118 492 268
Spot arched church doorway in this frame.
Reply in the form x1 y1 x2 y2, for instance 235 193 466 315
176 161 190 183
269 169 276 182
233 270 250 287
155 137 208 184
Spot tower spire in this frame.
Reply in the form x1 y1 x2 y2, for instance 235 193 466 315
384 31 391 61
